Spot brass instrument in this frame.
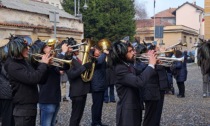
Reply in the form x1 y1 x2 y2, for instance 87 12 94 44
54 42 87 51
81 38 111 82
81 38 96 82
97 39 111 52
29 53 72 68
136 53 184 67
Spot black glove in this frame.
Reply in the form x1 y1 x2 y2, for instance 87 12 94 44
83 62 92 69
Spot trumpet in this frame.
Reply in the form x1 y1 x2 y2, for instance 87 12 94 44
29 53 72 68
55 42 87 51
135 53 184 67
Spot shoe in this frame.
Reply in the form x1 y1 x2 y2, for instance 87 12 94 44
92 123 108 126
203 93 207 98
110 100 116 103
177 94 185 98
104 101 109 103
171 87 175 95
63 97 69 102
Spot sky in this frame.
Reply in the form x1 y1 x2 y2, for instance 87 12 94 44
137 0 204 18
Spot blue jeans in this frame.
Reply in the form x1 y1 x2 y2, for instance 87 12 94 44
39 103 60 126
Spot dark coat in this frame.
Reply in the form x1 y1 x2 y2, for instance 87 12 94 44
4 58 47 116
156 65 170 91
67 58 90 97
134 62 161 101
0 63 12 99
38 66 61 104
114 64 156 126
38 53 69 104
172 61 188 82
91 53 107 92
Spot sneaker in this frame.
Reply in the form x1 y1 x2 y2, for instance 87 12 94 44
203 93 207 98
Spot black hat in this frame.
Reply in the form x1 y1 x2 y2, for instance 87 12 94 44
135 43 147 54
8 35 29 58
30 39 46 54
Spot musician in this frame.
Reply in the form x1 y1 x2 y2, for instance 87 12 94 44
110 41 157 126
66 41 92 126
90 46 109 126
171 50 188 98
31 39 69 126
0 44 15 126
4 36 51 126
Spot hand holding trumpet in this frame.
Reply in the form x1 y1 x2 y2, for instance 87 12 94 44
147 50 157 66
40 53 53 64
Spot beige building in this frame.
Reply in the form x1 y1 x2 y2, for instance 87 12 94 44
205 0 210 39
135 2 203 51
136 23 198 51
0 0 83 43
173 2 204 36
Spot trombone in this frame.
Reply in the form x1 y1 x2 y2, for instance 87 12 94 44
135 53 184 67
29 53 72 68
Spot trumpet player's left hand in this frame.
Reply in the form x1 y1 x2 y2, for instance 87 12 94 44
61 43 68 53
41 54 52 64
147 50 157 65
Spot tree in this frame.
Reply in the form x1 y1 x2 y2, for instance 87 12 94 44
62 0 135 42
134 1 148 19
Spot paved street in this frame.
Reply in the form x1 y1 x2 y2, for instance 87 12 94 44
39 63 210 126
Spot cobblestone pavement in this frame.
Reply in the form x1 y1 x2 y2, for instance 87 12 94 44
35 63 209 126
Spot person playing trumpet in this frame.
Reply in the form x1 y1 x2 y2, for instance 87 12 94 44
30 39 69 126
4 36 51 126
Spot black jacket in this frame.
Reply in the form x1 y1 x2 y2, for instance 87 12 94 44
4 58 47 116
67 58 90 97
114 63 156 126
38 53 68 104
0 62 12 99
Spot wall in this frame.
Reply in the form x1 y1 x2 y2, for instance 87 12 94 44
0 8 83 42
205 0 210 39
176 4 204 35
135 25 198 51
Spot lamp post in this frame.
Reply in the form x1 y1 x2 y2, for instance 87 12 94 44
74 0 88 20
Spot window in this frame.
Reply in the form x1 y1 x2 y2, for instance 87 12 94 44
145 37 154 41
190 37 192 43
195 38 197 43
56 4 59 8
184 36 187 43
51 2 54 5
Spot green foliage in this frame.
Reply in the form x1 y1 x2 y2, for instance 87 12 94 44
62 0 135 42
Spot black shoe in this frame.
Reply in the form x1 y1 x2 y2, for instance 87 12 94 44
104 101 109 103
177 94 185 98
110 100 116 103
92 123 108 126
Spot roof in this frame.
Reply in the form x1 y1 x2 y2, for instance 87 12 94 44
136 19 174 28
0 22 83 33
151 8 176 18
172 2 204 14
0 0 78 20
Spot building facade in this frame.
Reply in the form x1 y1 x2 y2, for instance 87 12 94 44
174 2 204 36
205 0 210 39
0 0 83 43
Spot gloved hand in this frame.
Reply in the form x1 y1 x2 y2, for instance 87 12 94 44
83 62 92 69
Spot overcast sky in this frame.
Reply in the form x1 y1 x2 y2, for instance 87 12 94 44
136 0 204 18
